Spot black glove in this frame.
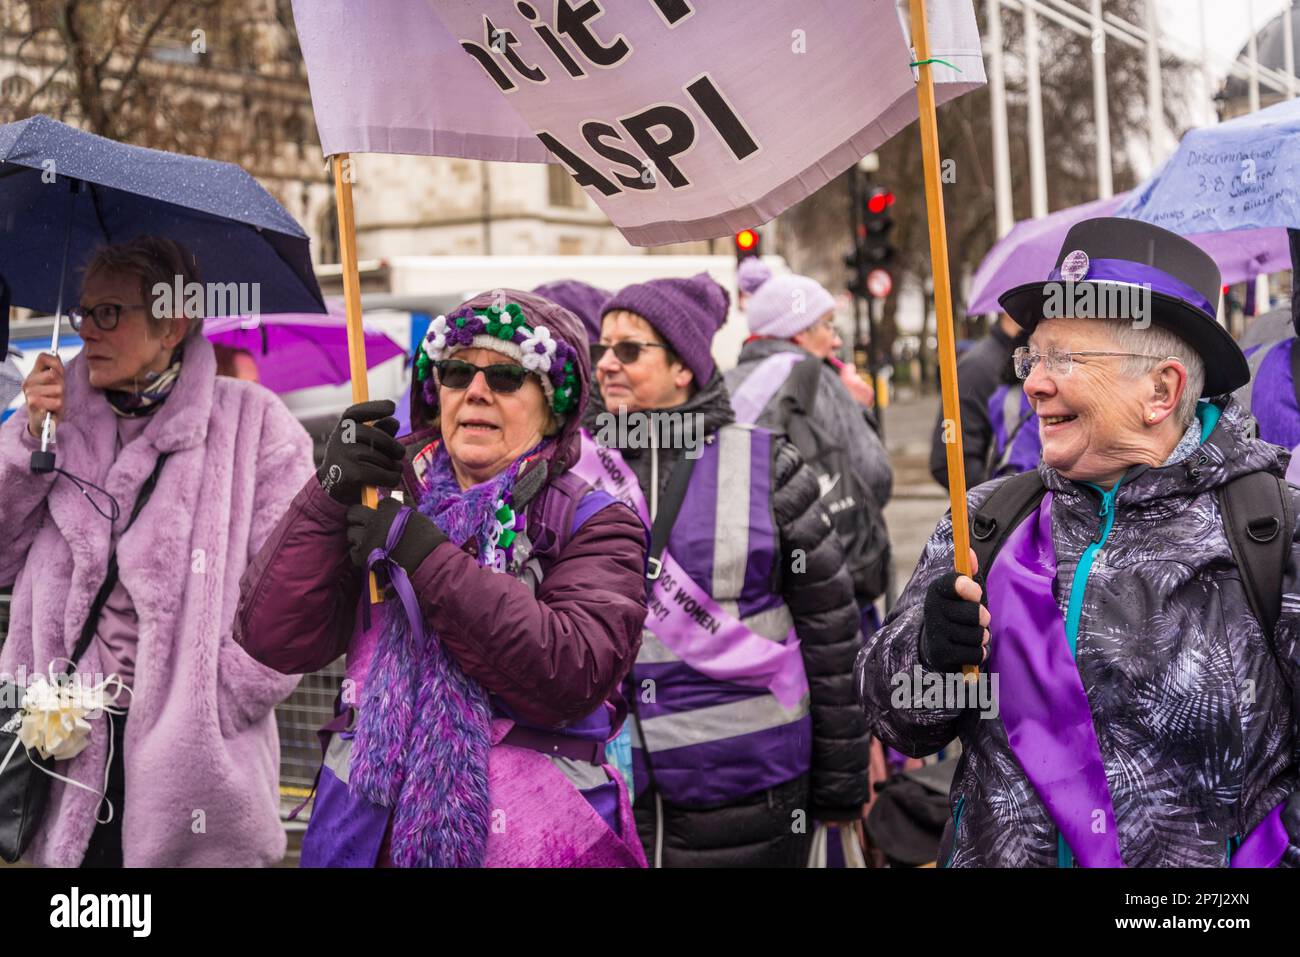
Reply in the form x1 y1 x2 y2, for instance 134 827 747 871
918 571 987 673
346 497 447 575
318 400 406 503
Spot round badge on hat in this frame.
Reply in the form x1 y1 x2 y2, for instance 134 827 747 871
1059 249 1090 282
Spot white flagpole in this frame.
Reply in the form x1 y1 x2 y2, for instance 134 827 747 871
1199 0 1217 125
1285 4 1296 99
1090 0 1112 199
987 0 1014 237
1247 0 1261 114
1024 0 1048 218
1144 0 1167 160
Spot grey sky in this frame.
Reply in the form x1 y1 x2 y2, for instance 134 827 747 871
1160 0 1292 81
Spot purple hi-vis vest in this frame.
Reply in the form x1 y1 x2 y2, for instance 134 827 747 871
573 426 813 809
1241 338 1300 450
987 384 1041 480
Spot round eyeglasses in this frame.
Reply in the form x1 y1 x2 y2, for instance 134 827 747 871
1012 346 1181 379
69 302 148 333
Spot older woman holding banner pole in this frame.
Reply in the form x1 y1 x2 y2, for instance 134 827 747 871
235 290 648 867
857 219 1300 867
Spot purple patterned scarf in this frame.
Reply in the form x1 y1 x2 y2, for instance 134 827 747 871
348 440 544 867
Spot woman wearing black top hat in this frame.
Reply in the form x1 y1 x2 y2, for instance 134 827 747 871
857 218 1300 867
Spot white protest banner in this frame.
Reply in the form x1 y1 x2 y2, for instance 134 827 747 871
292 0 985 245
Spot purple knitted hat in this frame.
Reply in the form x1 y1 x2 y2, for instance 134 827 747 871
532 280 610 345
409 289 592 473
602 272 730 386
745 273 838 339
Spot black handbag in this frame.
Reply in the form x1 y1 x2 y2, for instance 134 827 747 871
0 452 168 863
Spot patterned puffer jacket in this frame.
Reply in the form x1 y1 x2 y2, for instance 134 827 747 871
857 398 1300 867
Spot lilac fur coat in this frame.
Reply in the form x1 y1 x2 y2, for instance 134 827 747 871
0 335 312 867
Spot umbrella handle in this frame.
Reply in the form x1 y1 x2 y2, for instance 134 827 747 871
31 178 81 473
907 0 977 681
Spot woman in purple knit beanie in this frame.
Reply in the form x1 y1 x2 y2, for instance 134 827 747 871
578 272 871 867
235 289 649 868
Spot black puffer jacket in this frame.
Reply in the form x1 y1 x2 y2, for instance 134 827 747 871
585 374 870 830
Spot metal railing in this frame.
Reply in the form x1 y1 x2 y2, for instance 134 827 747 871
274 657 346 820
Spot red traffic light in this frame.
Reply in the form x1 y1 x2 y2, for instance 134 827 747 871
867 191 895 215
735 229 759 251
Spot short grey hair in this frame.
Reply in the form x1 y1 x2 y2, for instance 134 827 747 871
1102 320 1204 426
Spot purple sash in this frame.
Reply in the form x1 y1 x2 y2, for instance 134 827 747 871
730 351 807 425
987 495 1292 867
986 493 1125 867
1232 802 1289 868
572 432 809 709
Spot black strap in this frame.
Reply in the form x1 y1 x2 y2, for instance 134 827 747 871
1218 470 1293 647
646 448 697 581
68 453 171 672
635 445 699 825
1290 335 1300 412
969 467 1292 655
968 470 1048 588
790 355 823 418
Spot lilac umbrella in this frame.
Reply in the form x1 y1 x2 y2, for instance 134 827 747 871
968 191 1290 315
205 301 405 394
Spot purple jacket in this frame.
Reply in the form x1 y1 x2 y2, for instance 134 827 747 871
235 289 647 731
233 443 647 727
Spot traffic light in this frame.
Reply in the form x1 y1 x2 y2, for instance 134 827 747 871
861 188 895 270
734 228 761 261
844 245 868 297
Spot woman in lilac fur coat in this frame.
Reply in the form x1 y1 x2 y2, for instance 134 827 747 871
235 290 649 867
0 237 313 867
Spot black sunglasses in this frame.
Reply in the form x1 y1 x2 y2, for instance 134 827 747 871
590 341 669 365
434 358 529 393
69 302 147 333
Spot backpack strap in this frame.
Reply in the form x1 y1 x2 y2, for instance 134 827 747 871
526 469 640 568
646 450 697 582
967 467 1293 661
788 354 823 418
525 469 586 565
1218 470 1294 646
968 470 1048 588
1290 337 1300 413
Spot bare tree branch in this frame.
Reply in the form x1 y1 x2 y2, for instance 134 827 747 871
107 0 183 118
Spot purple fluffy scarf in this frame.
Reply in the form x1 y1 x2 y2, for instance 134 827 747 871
347 440 543 867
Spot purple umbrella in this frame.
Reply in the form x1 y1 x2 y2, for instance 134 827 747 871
968 191 1290 315
205 301 405 394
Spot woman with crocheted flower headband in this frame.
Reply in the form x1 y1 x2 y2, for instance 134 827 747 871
234 289 649 867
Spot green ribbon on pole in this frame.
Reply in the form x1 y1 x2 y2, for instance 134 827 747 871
909 57 962 71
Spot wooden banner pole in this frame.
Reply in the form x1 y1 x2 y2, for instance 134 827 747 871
907 0 977 678
332 152 382 605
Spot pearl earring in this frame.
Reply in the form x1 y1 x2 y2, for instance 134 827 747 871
1148 411 1157 422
